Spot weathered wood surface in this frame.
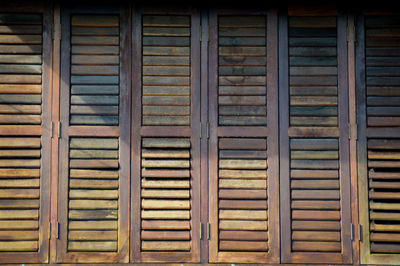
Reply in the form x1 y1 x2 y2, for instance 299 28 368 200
140 137 192 253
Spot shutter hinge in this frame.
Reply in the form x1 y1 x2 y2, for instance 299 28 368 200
354 123 358 140
56 221 60 239
48 222 51 239
200 223 203 240
50 122 53 138
358 224 362 242
349 123 358 140
206 122 210 139
199 23 202 42
53 22 61 41
348 123 351 140
347 22 356 43
57 121 61 139
354 24 356 43
350 223 354 241
207 223 210 240
50 221 60 239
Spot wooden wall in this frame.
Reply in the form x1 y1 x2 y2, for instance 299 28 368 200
0 1 399 264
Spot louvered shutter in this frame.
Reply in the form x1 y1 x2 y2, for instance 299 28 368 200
131 7 201 263
357 11 400 264
0 8 51 263
279 7 352 264
57 6 130 263
208 9 279 263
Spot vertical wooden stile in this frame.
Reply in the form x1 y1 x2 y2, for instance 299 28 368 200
200 8 210 264
347 14 360 265
50 3 60 263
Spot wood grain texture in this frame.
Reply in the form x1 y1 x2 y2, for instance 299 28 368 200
281 8 352 264
0 8 51 264
357 11 400 265
132 7 201 263
209 8 279 264
56 6 129 263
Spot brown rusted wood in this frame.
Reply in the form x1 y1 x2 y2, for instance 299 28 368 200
279 10 291 263
357 12 373 265
131 8 142 263
359 11 400 264
0 6 51 264
0 3 385 265
56 5 129 263
281 8 352 264
132 6 201 264
209 8 278 264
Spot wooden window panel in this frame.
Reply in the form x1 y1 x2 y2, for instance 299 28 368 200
279 6 352 264
357 10 400 265
131 6 201 263
57 5 130 263
0 4 51 263
208 8 279 263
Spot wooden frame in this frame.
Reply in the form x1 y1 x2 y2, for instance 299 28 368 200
279 7 353 264
0 3 51 263
208 7 280 263
131 5 201 263
56 4 130 263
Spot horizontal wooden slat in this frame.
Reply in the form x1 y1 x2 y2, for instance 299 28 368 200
68 241 117 252
141 241 190 251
